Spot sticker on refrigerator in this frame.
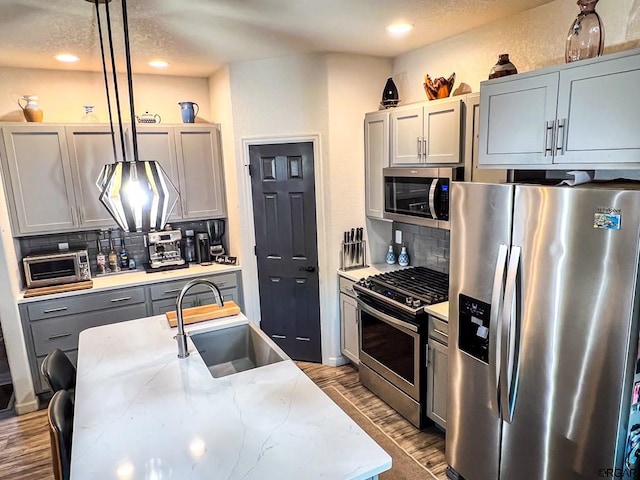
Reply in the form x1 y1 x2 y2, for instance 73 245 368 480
593 213 621 230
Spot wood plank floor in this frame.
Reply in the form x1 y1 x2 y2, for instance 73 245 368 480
0 362 446 480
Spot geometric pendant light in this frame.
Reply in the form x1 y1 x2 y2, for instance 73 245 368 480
90 0 177 232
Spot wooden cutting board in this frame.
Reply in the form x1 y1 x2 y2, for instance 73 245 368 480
24 280 94 298
165 301 241 327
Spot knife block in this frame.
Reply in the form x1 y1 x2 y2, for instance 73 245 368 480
340 240 367 271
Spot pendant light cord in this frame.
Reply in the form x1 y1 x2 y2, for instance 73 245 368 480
103 0 128 162
93 0 117 163
121 0 139 163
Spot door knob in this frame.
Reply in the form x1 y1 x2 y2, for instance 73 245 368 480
298 266 316 272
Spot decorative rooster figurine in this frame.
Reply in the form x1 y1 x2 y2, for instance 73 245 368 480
424 73 456 100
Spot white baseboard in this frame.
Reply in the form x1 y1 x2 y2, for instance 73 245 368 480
324 355 351 367
15 397 39 415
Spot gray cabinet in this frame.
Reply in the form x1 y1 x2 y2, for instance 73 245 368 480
0 124 227 236
21 269 243 394
479 49 640 169
426 314 448 430
339 276 359 365
390 97 462 166
175 126 226 219
66 126 119 229
364 111 389 219
0 125 77 234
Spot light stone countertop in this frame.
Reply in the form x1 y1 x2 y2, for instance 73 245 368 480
18 263 241 303
425 301 449 321
71 313 391 480
337 262 409 282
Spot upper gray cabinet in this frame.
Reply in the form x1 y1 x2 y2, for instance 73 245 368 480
175 126 226 219
390 97 462 166
364 111 389 219
0 125 77 234
478 48 640 169
0 124 227 236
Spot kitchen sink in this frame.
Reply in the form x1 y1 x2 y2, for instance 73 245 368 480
189 323 288 378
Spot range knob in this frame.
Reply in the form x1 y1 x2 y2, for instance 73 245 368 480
405 296 413 306
412 299 422 308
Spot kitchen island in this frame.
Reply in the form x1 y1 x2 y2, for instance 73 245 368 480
71 313 391 479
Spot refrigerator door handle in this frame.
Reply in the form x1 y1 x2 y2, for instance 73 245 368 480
500 245 521 423
489 243 509 418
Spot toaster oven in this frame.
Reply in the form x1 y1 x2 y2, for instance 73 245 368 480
23 250 91 289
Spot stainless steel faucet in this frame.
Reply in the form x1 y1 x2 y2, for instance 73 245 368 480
175 278 224 358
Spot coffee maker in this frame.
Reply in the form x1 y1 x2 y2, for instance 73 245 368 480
207 219 225 257
147 231 185 269
195 233 211 264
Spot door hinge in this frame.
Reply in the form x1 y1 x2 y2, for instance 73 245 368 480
248 164 253 176
254 245 257 256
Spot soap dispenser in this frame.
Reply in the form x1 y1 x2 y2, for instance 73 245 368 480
385 245 396 265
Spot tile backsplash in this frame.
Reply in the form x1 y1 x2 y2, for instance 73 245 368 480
18 219 225 277
392 222 449 274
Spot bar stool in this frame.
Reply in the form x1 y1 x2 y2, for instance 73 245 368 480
47 390 74 480
41 349 76 394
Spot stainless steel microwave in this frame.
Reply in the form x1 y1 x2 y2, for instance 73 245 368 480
23 250 91 289
383 167 463 230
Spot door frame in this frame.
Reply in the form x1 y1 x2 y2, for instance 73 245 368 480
239 134 332 363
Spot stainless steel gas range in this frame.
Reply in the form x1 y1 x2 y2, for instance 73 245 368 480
353 266 448 428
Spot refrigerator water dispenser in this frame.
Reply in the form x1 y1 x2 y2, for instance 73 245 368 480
458 294 491 363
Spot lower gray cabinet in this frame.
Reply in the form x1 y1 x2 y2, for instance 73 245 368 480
426 336 448 430
21 270 243 395
339 276 359 365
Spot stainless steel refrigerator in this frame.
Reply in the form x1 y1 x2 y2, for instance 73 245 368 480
447 182 640 480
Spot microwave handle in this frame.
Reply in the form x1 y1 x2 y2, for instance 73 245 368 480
428 179 438 219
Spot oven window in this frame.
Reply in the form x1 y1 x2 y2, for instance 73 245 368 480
29 259 76 281
360 309 415 384
385 176 433 219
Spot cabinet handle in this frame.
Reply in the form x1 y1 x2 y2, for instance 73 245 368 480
164 288 182 294
556 118 566 156
110 296 132 303
44 306 68 313
426 344 430 368
295 337 311 342
417 136 422 159
544 121 554 157
422 138 428 162
69 206 76 224
215 281 227 286
48 333 71 340
77 207 83 224
272 334 286 339
433 328 448 338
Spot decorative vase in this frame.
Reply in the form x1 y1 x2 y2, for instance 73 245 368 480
565 0 604 63
381 77 400 109
398 246 410 267
178 101 199 123
385 245 396 265
18 95 43 122
488 54 518 79
423 73 455 100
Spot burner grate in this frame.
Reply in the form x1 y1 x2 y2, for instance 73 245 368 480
369 266 448 304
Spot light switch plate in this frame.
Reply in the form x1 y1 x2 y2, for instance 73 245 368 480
395 230 402 244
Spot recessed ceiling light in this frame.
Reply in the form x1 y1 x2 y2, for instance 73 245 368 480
55 53 79 63
386 23 414 36
149 60 170 68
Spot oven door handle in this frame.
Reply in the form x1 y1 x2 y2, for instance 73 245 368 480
357 300 419 334
353 284 421 316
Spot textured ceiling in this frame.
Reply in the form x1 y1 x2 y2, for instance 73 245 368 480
0 0 555 77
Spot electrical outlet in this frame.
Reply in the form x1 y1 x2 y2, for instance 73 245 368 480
395 230 402 244
58 242 69 251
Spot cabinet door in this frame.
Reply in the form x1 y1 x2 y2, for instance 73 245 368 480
557 54 640 165
175 126 226 219
390 105 423 166
364 111 389 219
152 297 197 316
66 126 118 229
198 287 237 306
1 126 77 234
426 339 448 429
479 72 559 167
136 127 183 220
340 292 359 365
424 98 461 164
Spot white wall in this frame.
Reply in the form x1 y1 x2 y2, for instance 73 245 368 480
225 53 390 365
393 0 640 104
0 67 211 123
